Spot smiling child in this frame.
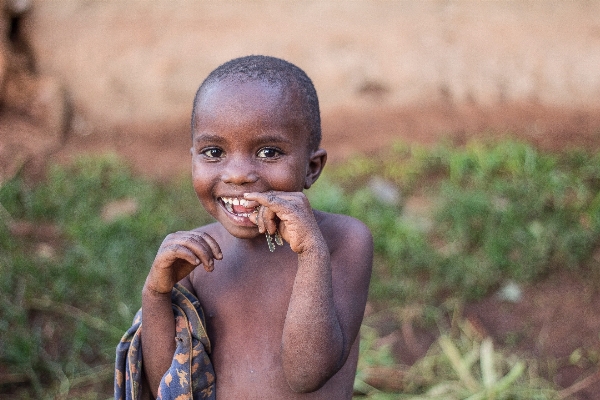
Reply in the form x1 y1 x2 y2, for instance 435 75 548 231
116 55 373 399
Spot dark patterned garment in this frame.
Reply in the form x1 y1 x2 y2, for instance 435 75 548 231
115 284 216 400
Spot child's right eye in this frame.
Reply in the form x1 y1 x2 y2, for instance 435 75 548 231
201 148 224 158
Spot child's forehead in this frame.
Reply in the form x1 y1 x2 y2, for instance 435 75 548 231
195 80 308 132
199 79 297 110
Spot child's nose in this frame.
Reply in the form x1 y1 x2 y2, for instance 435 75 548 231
221 157 259 185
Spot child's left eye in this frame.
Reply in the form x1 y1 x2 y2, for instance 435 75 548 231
257 148 281 158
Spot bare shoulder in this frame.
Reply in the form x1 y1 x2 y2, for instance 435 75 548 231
191 221 223 236
315 211 373 290
314 210 373 264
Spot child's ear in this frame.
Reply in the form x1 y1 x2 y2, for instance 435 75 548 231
304 148 327 189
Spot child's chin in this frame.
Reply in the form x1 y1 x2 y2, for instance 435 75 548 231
225 225 261 240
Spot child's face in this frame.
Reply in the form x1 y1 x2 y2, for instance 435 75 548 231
191 80 323 239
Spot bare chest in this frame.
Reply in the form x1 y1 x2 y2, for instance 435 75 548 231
193 252 296 319
190 254 300 396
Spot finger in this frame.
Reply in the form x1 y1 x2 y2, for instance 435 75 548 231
184 233 219 272
248 209 259 226
195 241 216 272
260 206 279 235
160 243 201 268
244 191 304 216
195 231 223 260
243 191 285 207
256 205 266 234
166 232 220 272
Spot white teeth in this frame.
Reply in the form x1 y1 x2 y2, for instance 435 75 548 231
221 197 250 206
221 196 253 217
221 197 242 204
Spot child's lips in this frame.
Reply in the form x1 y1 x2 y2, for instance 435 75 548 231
219 196 260 217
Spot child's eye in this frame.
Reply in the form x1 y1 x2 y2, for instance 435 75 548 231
257 147 281 159
201 148 224 158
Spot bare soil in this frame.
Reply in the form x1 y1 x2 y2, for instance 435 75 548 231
39 101 600 180
465 271 600 397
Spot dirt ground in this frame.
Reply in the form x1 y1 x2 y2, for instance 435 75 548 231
464 271 600 398
32 101 600 181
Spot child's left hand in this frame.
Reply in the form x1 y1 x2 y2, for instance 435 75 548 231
243 191 325 254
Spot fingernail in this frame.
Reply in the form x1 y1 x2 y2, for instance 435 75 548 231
195 258 200 265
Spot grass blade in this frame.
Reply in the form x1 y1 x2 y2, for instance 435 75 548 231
480 337 496 388
438 335 479 392
27 297 124 340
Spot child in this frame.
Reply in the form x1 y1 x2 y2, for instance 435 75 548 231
116 55 373 399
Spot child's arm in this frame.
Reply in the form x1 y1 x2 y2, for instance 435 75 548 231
141 231 222 397
245 191 373 393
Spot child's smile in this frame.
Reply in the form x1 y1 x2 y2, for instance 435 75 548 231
218 196 261 229
219 196 258 218
191 79 316 239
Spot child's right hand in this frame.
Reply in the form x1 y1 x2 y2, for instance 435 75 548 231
145 231 222 294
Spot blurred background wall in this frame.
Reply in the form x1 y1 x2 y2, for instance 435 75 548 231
2 0 600 179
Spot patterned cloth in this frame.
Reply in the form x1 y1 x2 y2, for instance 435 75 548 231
115 284 216 400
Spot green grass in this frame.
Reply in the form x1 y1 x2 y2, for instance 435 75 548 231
311 140 600 303
0 154 213 398
1 140 599 398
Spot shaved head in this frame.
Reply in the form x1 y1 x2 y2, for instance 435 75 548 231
192 55 321 150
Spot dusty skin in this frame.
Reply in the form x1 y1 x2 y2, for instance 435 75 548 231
140 75 373 399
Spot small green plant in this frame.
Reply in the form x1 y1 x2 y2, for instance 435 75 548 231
406 328 560 399
353 318 561 400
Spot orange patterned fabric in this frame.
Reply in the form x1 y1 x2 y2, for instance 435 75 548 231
115 284 216 399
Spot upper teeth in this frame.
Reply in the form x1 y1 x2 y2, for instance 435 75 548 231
221 197 250 207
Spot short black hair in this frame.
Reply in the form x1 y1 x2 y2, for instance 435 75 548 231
191 55 321 150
